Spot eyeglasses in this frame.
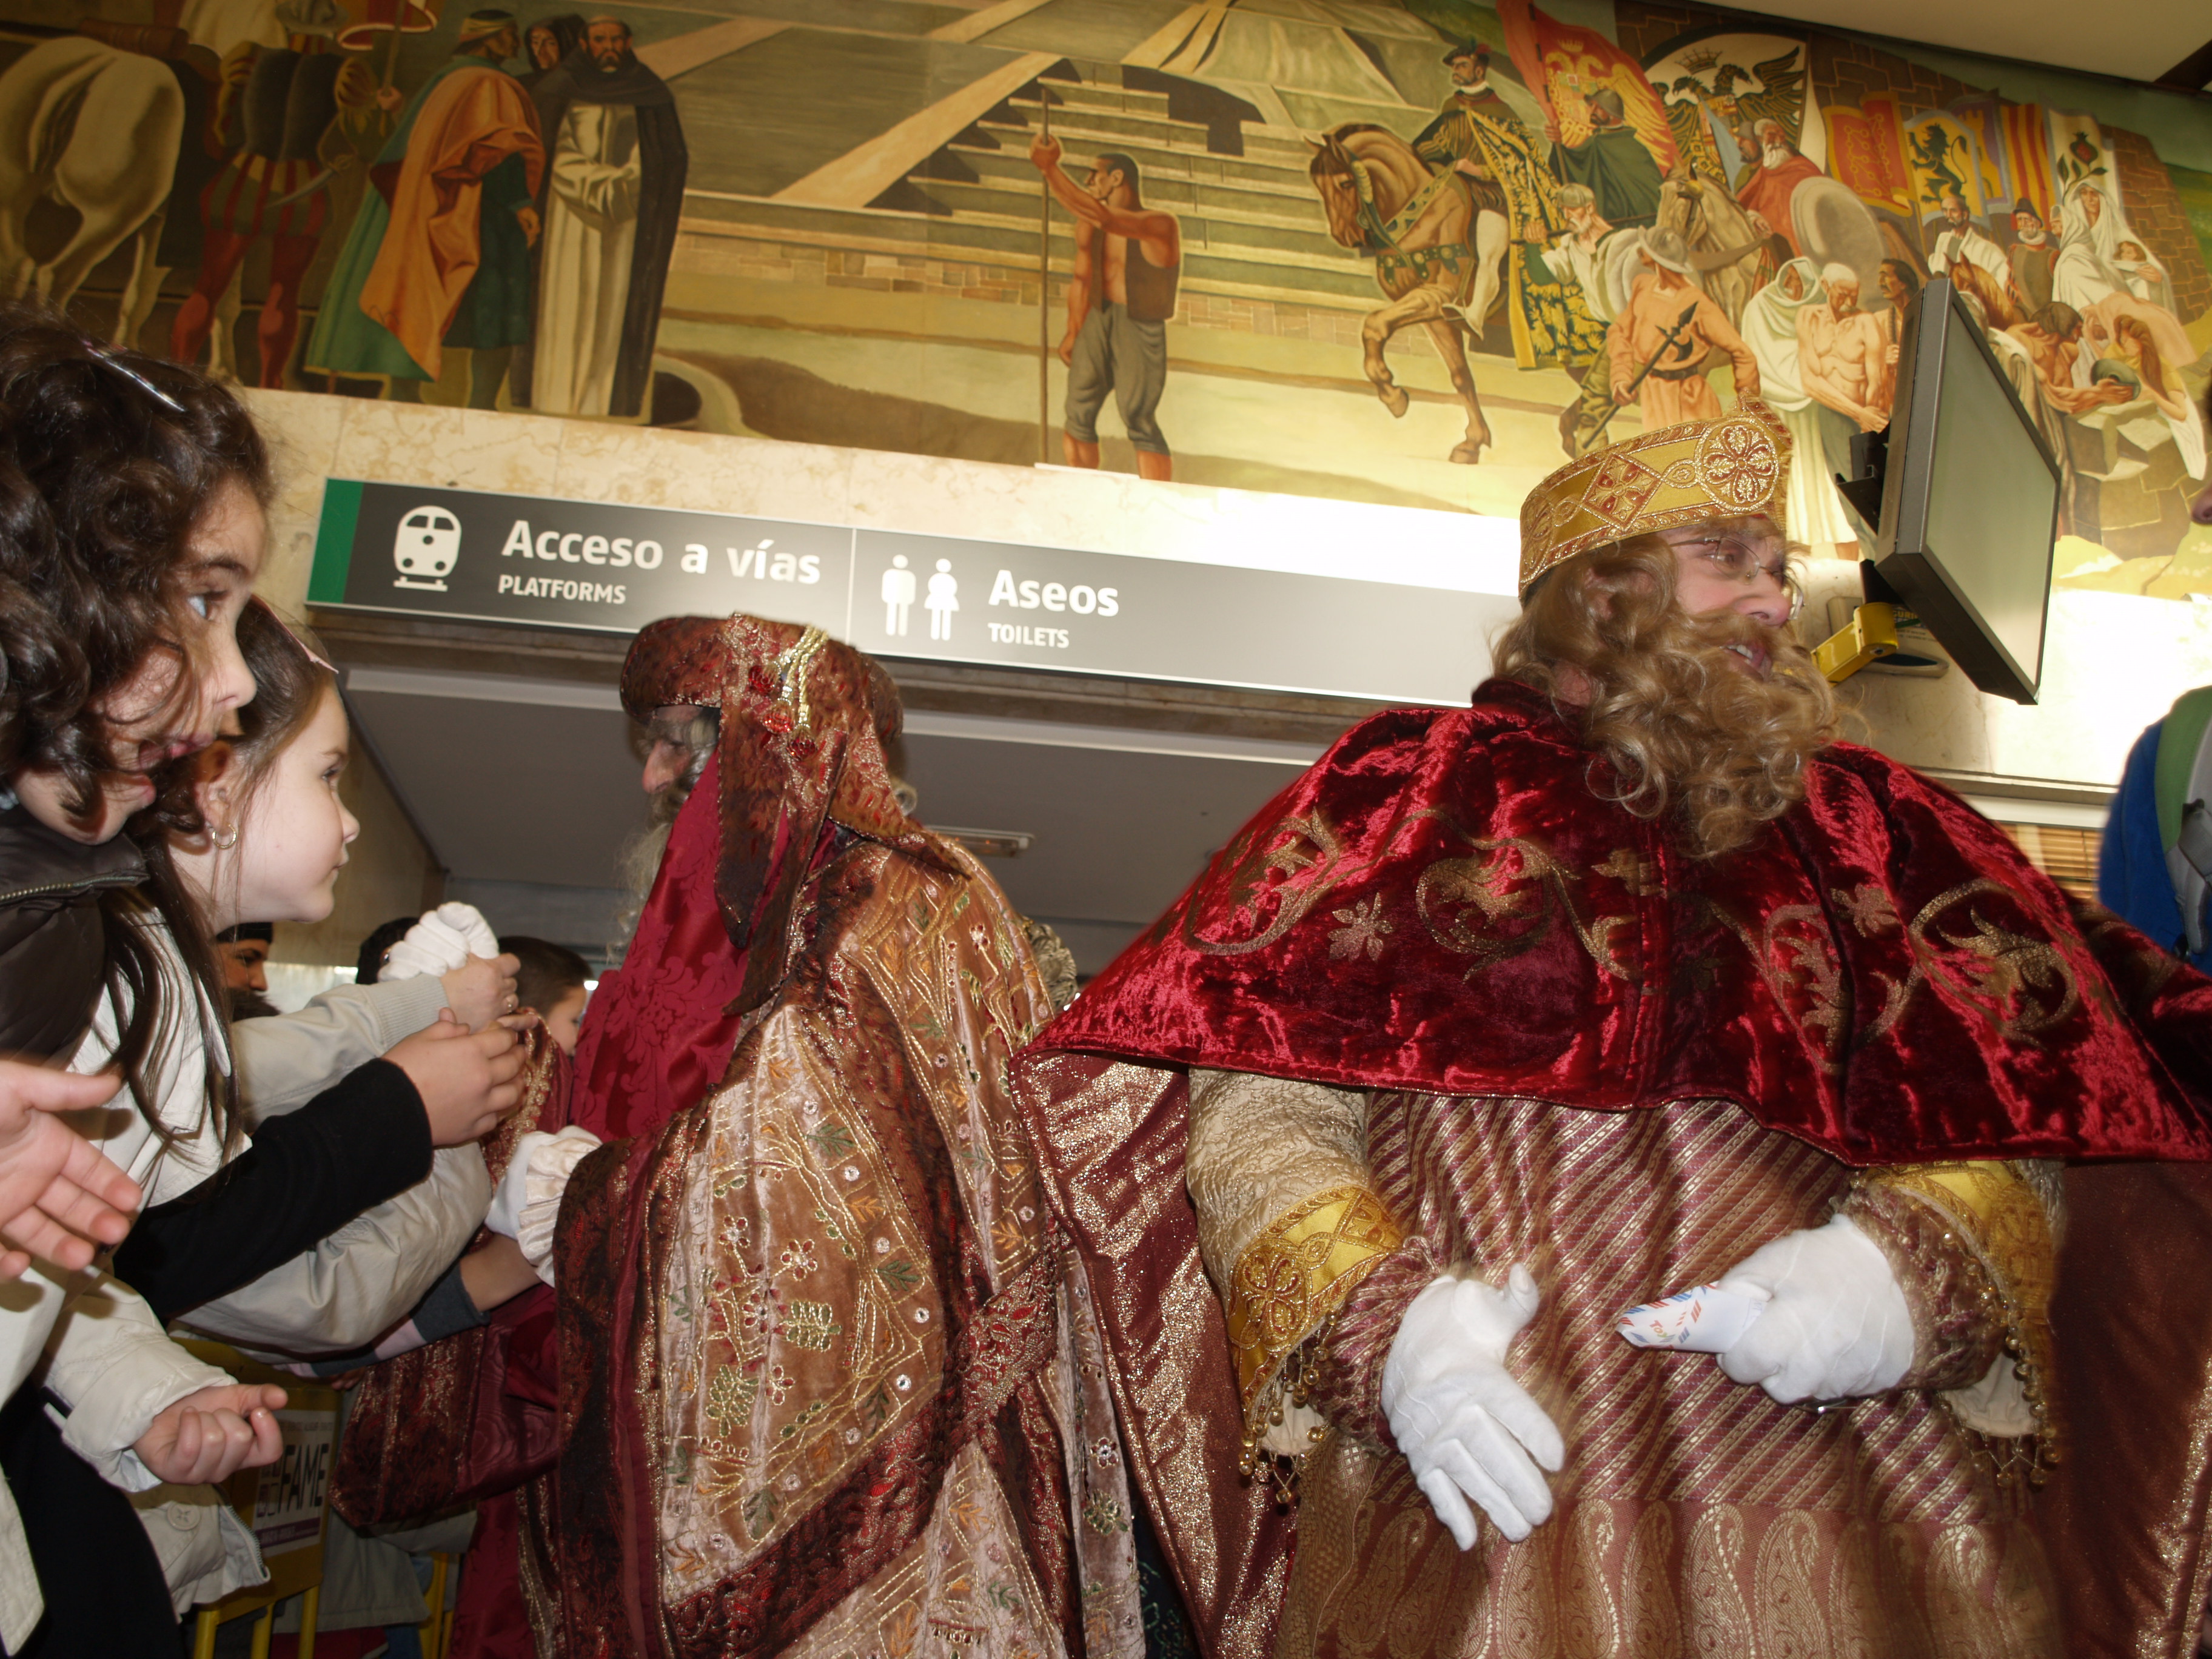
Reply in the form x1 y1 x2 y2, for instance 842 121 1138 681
1663 531 1802 618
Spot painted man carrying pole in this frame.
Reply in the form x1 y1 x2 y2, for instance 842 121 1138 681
1029 133 1182 481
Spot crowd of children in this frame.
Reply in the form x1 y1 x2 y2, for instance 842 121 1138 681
0 303 594 1654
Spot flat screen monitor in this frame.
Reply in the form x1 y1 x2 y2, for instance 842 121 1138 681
1869 276 2062 705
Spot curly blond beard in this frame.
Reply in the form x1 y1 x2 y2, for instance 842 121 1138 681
1493 532 1839 858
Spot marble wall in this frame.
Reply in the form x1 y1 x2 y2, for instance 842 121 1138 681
267 732 447 973
249 388 2210 825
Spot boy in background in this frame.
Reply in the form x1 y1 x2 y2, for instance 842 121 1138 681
214 922 278 1021
502 936 591 1055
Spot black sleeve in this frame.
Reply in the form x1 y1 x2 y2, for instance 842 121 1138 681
113 1058 434 1326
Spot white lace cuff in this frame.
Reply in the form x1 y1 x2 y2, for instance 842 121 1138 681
485 1127 602 1285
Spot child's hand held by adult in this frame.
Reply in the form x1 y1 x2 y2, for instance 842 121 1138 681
0 1061 142 1279
388 1011 525 1144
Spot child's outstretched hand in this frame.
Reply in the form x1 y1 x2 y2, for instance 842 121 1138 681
0 1060 142 1278
387 1012 525 1145
134 1382 286 1486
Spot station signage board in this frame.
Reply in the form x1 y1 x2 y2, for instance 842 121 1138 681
309 479 1515 705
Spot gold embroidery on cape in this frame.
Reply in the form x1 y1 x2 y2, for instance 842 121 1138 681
1686 894 1849 1063
1188 804 1652 983
1905 882 2080 1037
1681 875 2086 1068
1407 819 1640 982
1832 879 2083 1051
1327 894 1392 962
1224 1184 1401 1427
1185 810 1350 956
1853 1161 2059 1481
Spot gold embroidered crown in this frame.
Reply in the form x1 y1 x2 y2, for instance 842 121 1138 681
1518 401 1792 595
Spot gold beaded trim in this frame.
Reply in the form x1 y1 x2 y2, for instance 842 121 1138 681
1853 1161 2060 1488
1223 1184 1400 1456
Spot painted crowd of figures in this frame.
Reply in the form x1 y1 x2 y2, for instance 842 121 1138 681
0 0 685 418
1304 23 2204 552
0 0 2200 559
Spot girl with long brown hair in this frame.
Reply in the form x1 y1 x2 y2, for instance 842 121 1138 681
0 301 290 1654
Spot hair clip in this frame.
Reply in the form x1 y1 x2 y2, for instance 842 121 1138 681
85 341 186 415
250 596 338 674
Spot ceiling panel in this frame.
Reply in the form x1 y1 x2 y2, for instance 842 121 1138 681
1720 0 2208 85
899 731 1309 936
346 683 645 890
340 667 1317 976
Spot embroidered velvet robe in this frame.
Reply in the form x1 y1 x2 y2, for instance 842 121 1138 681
1014 679 2212 1659
336 616 1145 1659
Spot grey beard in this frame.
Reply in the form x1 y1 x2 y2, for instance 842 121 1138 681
608 763 697 960
608 814 674 962
1762 144 1789 169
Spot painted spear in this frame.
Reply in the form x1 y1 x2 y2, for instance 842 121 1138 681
1037 87 1053 464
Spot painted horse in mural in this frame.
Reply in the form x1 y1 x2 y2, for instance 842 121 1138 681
0 35 184 335
1307 123 1501 464
1657 169 1769 327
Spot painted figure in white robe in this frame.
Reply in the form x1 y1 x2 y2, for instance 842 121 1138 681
518 14 685 419
1739 257 1858 548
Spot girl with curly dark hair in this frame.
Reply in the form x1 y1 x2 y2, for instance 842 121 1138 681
0 306 289 1654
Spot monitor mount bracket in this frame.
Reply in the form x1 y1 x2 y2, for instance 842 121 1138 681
1813 429 1905 685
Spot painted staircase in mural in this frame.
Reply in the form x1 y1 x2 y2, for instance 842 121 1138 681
686 61 1397 318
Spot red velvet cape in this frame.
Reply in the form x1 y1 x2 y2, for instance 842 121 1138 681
1041 680 2212 1164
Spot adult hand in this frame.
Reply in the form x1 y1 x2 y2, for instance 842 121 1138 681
1028 133 1062 172
0 1061 142 1279
1056 334 1075 366
517 204 540 247
387 1012 523 1145
1713 1214 1912 1404
440 953 521 1031
1382 1267 1564 1548
134 1383 286 1486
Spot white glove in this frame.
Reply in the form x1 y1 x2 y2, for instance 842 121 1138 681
381 903 501 982
1381 1267 1564 1548
1710 1214 1912 1404
484 1126 602 1286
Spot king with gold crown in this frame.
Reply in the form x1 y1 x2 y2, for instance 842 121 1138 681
1010 405 2212 1658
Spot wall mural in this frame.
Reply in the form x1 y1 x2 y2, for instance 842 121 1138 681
2 0 2206 597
